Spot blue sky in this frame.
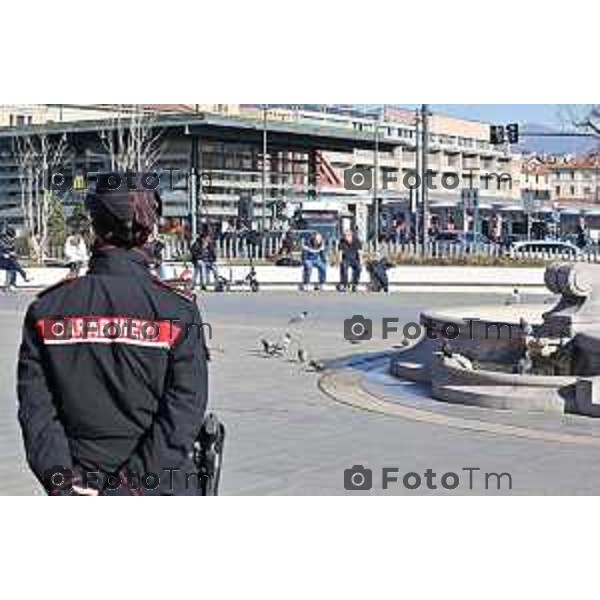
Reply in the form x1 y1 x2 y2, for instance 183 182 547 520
399 104 564 127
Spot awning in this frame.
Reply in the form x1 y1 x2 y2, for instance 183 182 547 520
429 202 457 209
498 205 524 212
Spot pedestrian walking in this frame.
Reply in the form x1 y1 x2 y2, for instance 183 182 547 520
0 228 30 290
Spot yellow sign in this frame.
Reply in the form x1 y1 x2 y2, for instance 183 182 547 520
73 174 87 191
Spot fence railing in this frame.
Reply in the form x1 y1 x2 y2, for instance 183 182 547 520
41 235 600 265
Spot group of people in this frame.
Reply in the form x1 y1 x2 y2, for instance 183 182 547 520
3 223 386 294
300 230 388 293
66 227 222 292
1 228 91 291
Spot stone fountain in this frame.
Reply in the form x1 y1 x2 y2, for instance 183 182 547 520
390 262 600 416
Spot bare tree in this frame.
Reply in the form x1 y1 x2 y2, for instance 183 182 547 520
13 133 69 262
99 105 163 171
559 105 600 139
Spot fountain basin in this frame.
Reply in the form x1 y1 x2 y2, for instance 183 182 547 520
391 263 600 416
390 302 578 414
392 303 547 383
431 355 575 413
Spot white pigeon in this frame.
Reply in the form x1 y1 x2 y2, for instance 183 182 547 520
280 333 292 350
519 318 533 337
505 288 521 306
518 352 533 375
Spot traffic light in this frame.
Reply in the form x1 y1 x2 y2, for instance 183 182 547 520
506 123 519 144
274 200 286 219
490 123 519 145
490 125 505 145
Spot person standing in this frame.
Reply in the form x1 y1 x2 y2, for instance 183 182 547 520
64 233 89 277
338 230 362 292
576 217 588 250
301 232 327 291
17 174 209 496
191 235 219 291
148 233 166 279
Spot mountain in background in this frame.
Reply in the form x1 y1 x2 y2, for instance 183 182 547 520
519 123 598 155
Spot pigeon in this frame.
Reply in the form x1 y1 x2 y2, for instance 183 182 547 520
519 318 534 337
518 351 533 375
280 333 292 350
442 342 454 359
288 311 309 326
505 288 521 306
261 339 272 355
260 339 283 357
297 348 309 364
308 360 326 373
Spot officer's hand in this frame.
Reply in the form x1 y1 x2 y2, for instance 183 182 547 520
72 486 99 496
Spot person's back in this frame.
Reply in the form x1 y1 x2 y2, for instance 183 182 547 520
339 232 361 263
17 175 209 496
193 237 216 263
190 237 203 262
577 225 587 249
0 231 15 258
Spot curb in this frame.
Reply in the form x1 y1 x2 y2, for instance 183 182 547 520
318 362 600 448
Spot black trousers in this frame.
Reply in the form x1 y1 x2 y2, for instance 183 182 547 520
340 259 361 287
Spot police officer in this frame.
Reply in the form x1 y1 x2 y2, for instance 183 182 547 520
17 174 209 495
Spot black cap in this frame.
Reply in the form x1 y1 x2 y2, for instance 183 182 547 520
86 172 161 247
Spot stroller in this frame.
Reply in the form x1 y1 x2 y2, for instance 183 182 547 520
366 258 392 293
215 259 260 293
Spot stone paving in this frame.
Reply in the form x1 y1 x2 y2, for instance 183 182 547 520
3 288 600 495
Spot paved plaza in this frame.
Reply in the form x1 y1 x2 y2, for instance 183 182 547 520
4 289 600 495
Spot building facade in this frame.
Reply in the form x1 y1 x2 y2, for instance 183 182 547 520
1 103 599 241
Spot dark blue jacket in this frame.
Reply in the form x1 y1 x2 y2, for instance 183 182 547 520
17 246 209 495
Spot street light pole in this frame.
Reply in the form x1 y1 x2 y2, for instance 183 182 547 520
524 191 533 242
190 133 199 242
414 108 421 251
262 104 268 233
596 156 599 204
373 116 380 247
421 104 430 254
